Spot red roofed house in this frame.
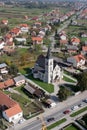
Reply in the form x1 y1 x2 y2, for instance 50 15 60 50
71 37 80 46
10 28 21 37
19 24 29 33
67 54 85 68
0 79 15 89
32 37 43 44
4 34 13 42
0 91 23 123
1 20 8 25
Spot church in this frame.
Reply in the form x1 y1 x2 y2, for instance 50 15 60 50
32 47 63 84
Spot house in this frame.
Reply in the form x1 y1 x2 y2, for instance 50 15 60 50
19 24 29 33
67 54 85 68
82 46 87 55
66 45 78 54
24 83 44 98
38 30 45 38
15 38 26 45
14 75 25 86
32 37 43 44
60 39 68 45
10 28 21 37
4 34 13 42
0 63 8 74
59 32 67 40
0 79 15 89
33 47 63 83
71 37 80 46
1 20 8 25
6 42 15 49
0 91 23 123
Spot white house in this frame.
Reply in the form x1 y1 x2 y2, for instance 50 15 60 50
14 75 25 86
67 54 85 68
0 91 23 123
33 47 63 83
3 104 23 123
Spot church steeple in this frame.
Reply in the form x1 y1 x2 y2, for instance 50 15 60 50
46 46 52 59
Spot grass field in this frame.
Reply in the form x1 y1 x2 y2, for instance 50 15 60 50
47 118 66 130
63 76 76 83
28 75 54 93
64 124 79 130
70 107 87 117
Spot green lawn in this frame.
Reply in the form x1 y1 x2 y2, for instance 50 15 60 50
64 124 79 130
28 75 54 93
47 118 66 130
63 76 76 83
70 107 87 117
14 85 30 100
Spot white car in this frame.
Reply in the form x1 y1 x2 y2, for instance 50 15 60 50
71 105 79 111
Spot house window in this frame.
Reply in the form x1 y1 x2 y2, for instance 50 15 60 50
12 117 14 120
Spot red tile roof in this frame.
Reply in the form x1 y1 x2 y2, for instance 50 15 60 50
0 79 15 89
60 40 68 44
10 28 20 34
5 104 22 117
19 24 29 28
1 20 8 24
82 46 87 51
71 37 80 43
0 91 16 108
74 54 85 62
4 79 15 88
32 37 43 42
0 91 22 117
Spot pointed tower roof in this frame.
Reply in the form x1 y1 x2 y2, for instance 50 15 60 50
46 46 52 59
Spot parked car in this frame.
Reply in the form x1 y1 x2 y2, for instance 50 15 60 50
47 117 55 122
78 103 83 107
83 99 87 103
71 105 79 111
63 109 70 114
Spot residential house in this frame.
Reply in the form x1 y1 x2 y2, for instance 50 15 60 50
33 47 63 83
0 63 8 74
0 91 23 123
67 54 85 68
14 75 25 86
71 37 80 46
10 28 21 37
24 83 44 98
19 24 29 33
82 46 87 55
1 20 8 25
15 38 26 45
66 45 78 54
4 34 13 42
32 37 43 44
0 79 15 89
60 39 68 45
38 30 45 38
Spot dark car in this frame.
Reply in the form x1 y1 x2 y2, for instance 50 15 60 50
83 99 87 103
47 117 55 122
63 110 70 114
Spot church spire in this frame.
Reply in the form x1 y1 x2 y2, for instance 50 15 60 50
46 45 52 59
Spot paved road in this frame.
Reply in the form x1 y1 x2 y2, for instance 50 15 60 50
12 91 87 130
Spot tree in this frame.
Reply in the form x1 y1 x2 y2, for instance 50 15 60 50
57 87 71 102
77 72 87 91
9 64 18 76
